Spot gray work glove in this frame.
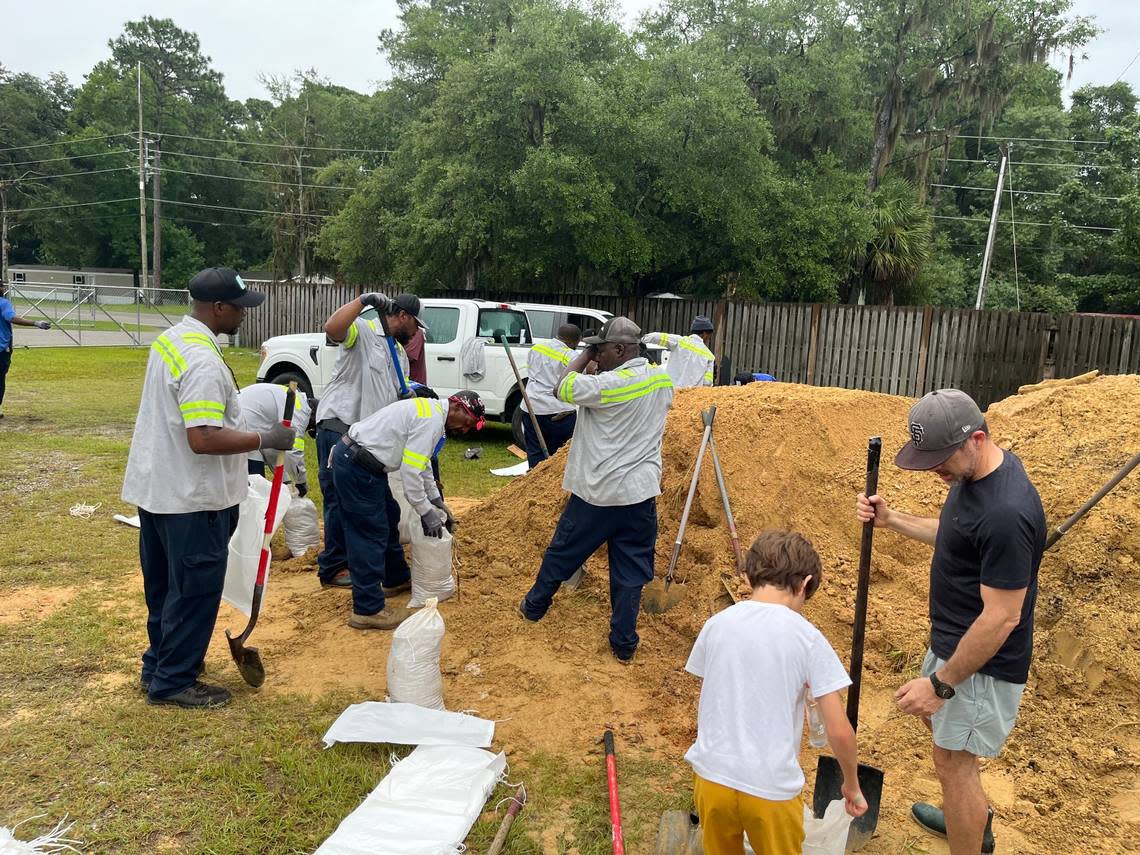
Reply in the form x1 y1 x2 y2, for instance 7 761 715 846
34 321 51 330
430 496 455 533
258 424 294 451
359 292 391 313
296 483 309 498
420 508 445 539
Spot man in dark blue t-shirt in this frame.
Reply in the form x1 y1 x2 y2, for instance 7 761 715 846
0 283 52 418
856 388 1045 855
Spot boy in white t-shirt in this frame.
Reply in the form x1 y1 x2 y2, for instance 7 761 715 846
685 530 868 855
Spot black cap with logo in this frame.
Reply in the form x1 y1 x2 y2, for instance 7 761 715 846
188 268 266 308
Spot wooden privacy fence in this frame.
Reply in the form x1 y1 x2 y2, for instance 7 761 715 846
243 282 1139 408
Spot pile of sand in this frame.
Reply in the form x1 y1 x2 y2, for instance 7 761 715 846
242 375 1139 853
446 375 1140 853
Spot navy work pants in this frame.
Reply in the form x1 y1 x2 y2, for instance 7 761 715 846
248 459 267 478
0 347 11 409
139 505 239 699
521 494 657 658
330 441 411 615
316 426 348 580
522 411 577 470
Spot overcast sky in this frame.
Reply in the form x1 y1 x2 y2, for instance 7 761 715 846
3 0 1137 105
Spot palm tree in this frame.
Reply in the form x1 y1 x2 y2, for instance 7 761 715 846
850 181 932 305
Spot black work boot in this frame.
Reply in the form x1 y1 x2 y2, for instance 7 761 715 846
148 681 232 709
911 802 995 853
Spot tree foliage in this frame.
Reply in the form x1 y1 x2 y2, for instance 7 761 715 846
3 3 1136 313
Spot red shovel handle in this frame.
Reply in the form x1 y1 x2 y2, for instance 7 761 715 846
255 385 297 587
604 730 624 855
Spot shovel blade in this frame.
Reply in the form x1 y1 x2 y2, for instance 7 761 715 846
642 578 686 614
813 755 883 851
226 630 266 688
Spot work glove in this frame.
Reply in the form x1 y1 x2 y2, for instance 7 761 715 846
430 496 455 533
34 321 51 330
258 424 294 451
359 292 391 313
412 384 439 399
296 483 309 498
420 508 445 539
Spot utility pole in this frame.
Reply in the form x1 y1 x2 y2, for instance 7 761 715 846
975 148 1008 311
1 183 9 288
295 153 305 282
151 133 162 290
137 61 149 294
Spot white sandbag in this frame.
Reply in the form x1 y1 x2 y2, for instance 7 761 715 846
742 800 852 855
222 475 291 617
320 702 494 749
386 598 445 710
313 745 505 855
283 495 320 557
409 527 455 607
490 460 529 477
387 473 415 545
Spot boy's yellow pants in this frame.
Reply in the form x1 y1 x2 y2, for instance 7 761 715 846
693 773 804 855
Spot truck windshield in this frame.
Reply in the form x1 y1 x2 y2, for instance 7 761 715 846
477 308 531 344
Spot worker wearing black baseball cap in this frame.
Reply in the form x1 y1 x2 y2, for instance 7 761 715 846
123 267 286 709
855 388 1046 854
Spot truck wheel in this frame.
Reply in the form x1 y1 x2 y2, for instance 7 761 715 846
266 370 313 398
510 405 527 447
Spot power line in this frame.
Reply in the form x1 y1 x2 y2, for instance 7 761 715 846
932 182 1122 201
954 133 1108 146
158 165 356 191
939 212 1117 231
1114 49 1140 84
0 133 131 154
5 167 135 184
152 131 394 155
944 157 1126 170
1 149 133 168
161 198 336 218
8 197 135 213
158 147 345 171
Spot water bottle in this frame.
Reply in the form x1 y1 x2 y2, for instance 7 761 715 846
805 689 828 749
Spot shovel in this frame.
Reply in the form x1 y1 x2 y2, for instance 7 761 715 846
226 383 297 688
643 406 716 614
812 436 884 851
1045 450 1139 549
497 331 550 461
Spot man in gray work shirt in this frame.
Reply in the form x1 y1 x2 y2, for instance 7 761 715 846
123 268 293 709
519 317 674 662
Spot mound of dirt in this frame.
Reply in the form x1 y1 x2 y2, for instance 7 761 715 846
446 375 1140 854
233 375 1139 853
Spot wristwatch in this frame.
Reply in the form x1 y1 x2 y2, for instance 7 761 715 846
929 672 956 700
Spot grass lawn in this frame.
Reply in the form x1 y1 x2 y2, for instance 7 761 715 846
0 346 683 854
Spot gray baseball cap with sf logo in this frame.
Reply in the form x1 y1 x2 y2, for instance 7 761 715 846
895 388 986 470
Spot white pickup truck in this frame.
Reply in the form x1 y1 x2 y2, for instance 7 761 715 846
256 298 539 442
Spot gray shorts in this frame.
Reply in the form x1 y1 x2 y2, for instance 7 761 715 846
922 649 1025 758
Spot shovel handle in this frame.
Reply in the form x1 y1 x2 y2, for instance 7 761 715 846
666 413 715 583
1045 450 1139 550
498 332 549 460
603 730 624 855
846 437 881 731
238 384 297 643
708 434 744 573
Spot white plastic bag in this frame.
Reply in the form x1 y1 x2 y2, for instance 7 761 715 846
388 473 415 545
223 475 291 616
386 597 445 710
802 800 854 855
282 495 320 557
320 702 494 749
313 745 505 855
409 526 455 607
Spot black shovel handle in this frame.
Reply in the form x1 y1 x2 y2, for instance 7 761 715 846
846 437 881 730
